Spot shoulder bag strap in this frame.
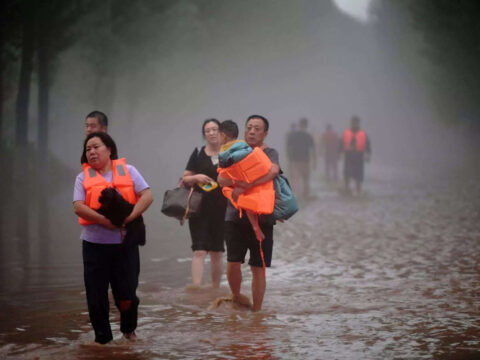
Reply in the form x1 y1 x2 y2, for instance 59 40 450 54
180 187 195 226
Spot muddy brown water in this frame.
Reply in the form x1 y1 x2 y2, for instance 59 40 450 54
0 164 479 359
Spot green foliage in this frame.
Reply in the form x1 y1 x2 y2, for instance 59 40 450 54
409 0 480 126
373 0 480 127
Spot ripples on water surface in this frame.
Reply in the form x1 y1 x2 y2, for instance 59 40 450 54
0 165 479 359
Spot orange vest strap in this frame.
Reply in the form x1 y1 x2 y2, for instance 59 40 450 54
254 214 266 276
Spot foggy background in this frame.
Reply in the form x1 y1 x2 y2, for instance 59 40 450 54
1 0 479 283
36 0 479 173
1 1 480 358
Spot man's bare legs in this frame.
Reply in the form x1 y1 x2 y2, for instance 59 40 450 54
227 262 260 309
303 169 310 199
251 266 266 312
354 180 363 196
227 262 242 297
344 177 352 195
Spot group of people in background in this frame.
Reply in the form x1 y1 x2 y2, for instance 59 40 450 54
286 115 372 198
73 112 280 345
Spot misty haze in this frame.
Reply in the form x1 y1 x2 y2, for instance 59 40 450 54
0 0 479 359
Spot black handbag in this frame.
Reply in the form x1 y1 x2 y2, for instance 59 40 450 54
161 187 203 225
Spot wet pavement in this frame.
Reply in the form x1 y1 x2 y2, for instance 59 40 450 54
0 163 479 359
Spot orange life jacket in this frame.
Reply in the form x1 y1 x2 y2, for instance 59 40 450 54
222 181 275 215
219 147 276 275
78 158 138 225
343 129 366 151
218 147 272 183
218 147 275 215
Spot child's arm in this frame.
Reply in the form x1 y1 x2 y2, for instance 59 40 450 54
217 174 234 187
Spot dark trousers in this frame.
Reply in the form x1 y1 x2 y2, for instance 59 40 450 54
82 240 140 344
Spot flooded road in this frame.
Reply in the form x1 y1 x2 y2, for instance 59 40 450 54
0 163 479 359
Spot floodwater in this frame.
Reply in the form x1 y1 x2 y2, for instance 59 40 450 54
0 163 479 359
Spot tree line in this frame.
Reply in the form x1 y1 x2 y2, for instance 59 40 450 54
1 0 479 244
0 0 178 245
373 0 480 128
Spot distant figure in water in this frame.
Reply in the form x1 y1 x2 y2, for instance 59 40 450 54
285 122 297 179
319 123 340 182
218 115 280 312
340 116 371 195
182 119 227 289
73 132 153 344
286 118 316 200
84 110 108 137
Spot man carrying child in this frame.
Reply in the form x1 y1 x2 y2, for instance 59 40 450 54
217 115 280 312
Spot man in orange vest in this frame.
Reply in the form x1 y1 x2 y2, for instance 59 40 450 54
340 116 371 195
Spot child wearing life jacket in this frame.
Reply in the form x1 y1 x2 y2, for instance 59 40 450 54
217 120 275 241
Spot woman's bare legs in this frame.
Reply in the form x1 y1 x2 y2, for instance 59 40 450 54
191 250 207 287
209 251 223 288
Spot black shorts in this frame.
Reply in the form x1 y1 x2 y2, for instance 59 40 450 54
188 214 225 252
225 221 273 267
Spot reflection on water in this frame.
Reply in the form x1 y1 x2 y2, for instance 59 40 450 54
0 164 479 359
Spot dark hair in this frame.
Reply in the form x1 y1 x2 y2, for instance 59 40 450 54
246 114 269 131
80 131 118 164
201 118 220 138
219 120 239 139
86 110 108 127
